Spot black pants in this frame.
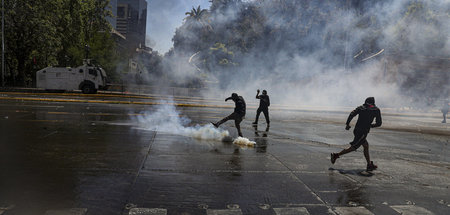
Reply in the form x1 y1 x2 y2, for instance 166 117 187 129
217 112 244 136
349 129 368 150
255 107 269 123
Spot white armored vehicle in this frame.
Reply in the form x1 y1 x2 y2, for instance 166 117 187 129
36 59 108 94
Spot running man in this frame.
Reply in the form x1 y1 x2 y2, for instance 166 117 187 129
331 97 382 171
212 93 246 137
252 89 270 127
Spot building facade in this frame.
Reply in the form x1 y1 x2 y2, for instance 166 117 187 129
106 0 118 29
117 0 147 49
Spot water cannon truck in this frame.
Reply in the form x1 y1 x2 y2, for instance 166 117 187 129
36 59 108 94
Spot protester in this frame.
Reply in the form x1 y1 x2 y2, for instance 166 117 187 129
252 89 270 127
212 93 246 137
331 97 382 171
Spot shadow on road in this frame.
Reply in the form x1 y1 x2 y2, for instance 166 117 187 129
329 167 374 177
254 125 270 153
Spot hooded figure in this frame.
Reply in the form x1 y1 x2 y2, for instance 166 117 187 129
252 89 270 126
212 93 246 137
331 97 382 171
346 97 382 133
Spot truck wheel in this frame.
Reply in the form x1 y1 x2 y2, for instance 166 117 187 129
82 84 94 94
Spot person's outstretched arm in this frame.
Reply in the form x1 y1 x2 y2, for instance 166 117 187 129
345 108 359 129
256 89 260 99
225 97 232 102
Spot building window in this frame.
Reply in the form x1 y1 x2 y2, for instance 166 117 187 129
89 69 98 76
118 6 125 18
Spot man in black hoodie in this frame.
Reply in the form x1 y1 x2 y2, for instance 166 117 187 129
212 93 246 137
331 97 382 171
252 89 270 127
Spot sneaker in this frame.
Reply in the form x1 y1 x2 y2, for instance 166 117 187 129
367 161 378 171
330 153 339 164
211 122 219 128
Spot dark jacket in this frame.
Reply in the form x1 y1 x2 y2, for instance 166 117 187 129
346 103 382 133
256 94 270 108
226 96 246 116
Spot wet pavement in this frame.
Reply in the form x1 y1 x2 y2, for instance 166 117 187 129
0 92 449 215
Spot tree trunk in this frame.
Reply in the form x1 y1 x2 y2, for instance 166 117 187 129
17 57 27 87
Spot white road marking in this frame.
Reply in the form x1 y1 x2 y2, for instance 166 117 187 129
273 207 310 215
128 208 167 215
44 208 87 215
39 131 58 139
206 208 243 215
334 206 374 215
390 205 434 215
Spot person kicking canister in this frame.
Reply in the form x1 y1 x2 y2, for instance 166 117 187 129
331 97 382 171
212 93 246 137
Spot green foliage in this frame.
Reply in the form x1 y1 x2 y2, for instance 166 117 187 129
209 42 235 66
2 0 117 86
209 43 233 55
89 32 118 80
3 1 61 85
172 1 266 75
185 5 208 22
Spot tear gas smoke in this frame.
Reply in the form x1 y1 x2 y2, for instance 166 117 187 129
134 100 229 141
233 137 256 147
144 0 449 109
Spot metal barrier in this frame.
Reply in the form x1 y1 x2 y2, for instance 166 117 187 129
107 84 204 97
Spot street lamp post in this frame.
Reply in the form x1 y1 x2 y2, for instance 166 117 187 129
1 0 4 87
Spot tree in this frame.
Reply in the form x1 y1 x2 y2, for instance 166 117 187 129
169 0 448 93
185 6 208 22
173 5 213 54
3 0 117 86
4 1 61 86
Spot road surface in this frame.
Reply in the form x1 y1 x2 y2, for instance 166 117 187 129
0 91 449 215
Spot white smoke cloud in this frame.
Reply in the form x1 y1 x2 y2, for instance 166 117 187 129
138 0 448 110
145 35 157 48
134 100 230 141
197 0 449 108
233 137 256 147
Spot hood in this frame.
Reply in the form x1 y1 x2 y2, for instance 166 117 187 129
231 93 238 100
365 97 375 105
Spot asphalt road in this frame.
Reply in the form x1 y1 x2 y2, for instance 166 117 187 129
0 92 449 215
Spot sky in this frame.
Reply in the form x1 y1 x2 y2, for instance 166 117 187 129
146 0 211 54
